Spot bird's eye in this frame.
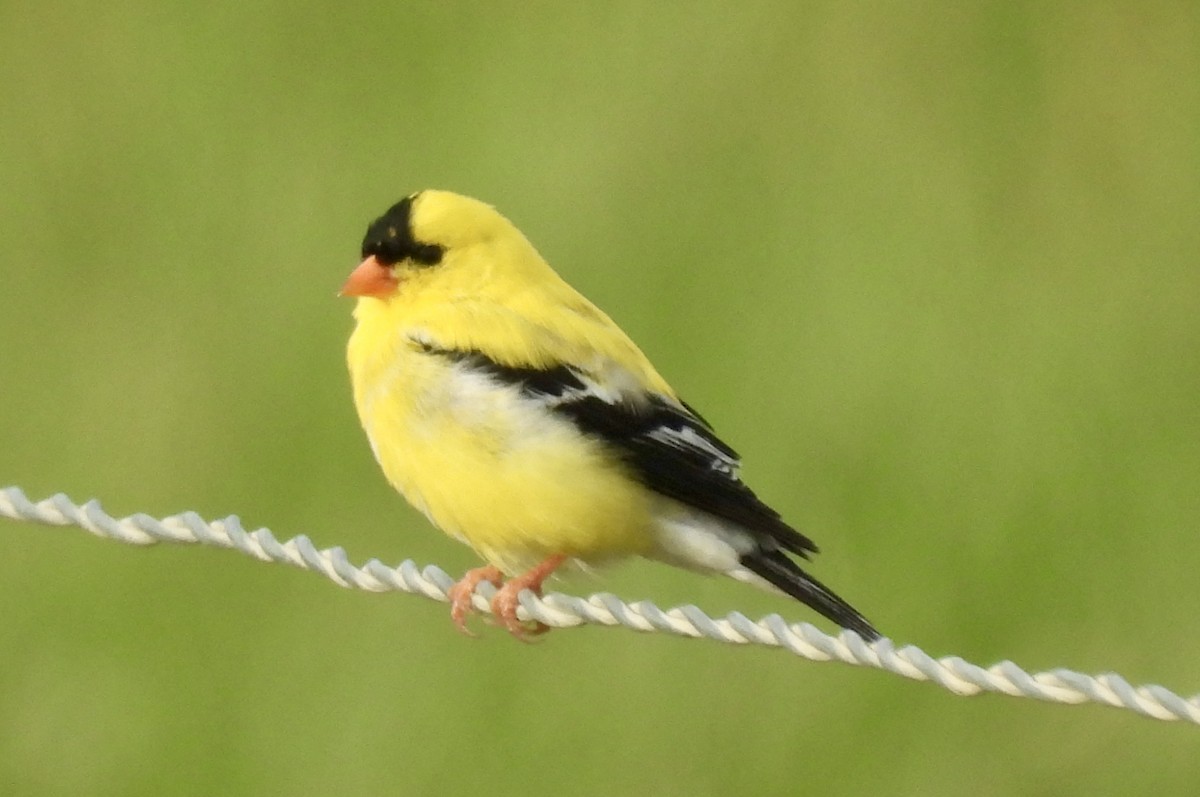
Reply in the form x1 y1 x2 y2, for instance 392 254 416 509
361 196 444 267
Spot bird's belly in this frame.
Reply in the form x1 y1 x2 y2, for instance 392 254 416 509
359 365 654 573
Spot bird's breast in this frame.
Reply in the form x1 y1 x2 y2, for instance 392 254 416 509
347 330 654 570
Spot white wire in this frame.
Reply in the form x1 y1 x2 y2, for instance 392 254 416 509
1 484 1197 725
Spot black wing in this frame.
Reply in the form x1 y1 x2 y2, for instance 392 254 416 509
556 393 820 558
419 342 815 556
422 343 880 640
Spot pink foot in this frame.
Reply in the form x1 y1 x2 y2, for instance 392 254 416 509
447 565 503 636
490 554 567 640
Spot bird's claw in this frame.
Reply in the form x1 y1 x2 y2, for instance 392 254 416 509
490 583 551 642
448 554 566 640
447 565 503 636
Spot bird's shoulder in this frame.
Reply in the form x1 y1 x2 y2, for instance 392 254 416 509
398 289 673 395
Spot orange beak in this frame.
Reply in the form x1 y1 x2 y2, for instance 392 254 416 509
339 255 398 298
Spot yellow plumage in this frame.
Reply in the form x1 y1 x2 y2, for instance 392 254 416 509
347 192 664 570
343 190 878 639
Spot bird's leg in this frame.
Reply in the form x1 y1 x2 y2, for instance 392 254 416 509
447 564 504 636
491 554 568 640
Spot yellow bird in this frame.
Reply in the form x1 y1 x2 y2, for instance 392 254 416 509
342 190 879 640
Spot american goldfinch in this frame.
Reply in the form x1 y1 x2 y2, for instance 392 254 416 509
342 190 879 641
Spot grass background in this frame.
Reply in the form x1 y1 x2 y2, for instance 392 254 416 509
2 3 1198 794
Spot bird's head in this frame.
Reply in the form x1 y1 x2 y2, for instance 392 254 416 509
340 190 543 302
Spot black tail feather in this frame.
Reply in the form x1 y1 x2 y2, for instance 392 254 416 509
741 549 880 641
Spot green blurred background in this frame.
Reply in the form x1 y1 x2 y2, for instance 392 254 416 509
2 3 1198 794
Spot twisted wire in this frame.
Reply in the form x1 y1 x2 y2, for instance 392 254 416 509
2 485 1196 725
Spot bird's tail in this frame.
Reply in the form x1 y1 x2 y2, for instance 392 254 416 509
739 549 880 641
